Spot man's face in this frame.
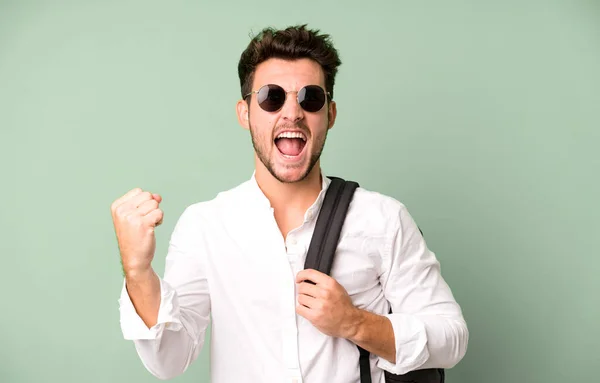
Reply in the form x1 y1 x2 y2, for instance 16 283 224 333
237 58 337 183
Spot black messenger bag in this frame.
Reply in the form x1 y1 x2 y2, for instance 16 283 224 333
303 176 445 383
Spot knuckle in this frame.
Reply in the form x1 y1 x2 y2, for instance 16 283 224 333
114 205 125 217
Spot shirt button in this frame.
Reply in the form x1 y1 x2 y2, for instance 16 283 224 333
288 238 297 246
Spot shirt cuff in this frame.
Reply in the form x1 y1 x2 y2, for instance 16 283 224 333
118 277 183 340
376 312 430 375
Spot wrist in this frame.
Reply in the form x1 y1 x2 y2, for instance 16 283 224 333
124 266 155 282
344 307 368 341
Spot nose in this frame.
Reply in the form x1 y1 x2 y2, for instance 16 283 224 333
280 91 304 123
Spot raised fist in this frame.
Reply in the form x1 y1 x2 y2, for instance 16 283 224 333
110 188 163 275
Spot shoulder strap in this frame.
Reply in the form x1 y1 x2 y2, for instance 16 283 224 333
304 176 359 274
303 177 373 383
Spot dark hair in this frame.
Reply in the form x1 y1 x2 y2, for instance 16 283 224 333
237 24 342 100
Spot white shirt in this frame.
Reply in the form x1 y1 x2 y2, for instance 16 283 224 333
118 173 468 382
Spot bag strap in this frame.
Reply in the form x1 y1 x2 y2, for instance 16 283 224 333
304 176 358 273
303 177 373 382
358 346 372 383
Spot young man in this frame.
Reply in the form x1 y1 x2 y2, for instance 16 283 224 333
112 25 468 383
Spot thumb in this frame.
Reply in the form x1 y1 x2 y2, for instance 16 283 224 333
152 193 162 203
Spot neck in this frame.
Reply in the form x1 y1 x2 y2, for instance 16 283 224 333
254 162 323 214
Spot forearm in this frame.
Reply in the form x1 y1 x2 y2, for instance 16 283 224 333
125 268 161 329
346 308 396 363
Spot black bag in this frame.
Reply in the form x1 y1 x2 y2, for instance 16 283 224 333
303 176 445 383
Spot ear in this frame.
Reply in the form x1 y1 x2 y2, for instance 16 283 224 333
236 98 250 130
327 100 337 130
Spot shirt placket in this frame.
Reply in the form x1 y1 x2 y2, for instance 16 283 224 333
282 232 306 383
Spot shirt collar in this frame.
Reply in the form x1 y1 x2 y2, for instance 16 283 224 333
247 171 331 219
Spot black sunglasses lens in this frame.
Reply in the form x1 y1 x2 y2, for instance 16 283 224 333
298 85 326 112
257 85 286 112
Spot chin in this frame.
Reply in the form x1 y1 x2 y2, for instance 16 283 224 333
270 166 311 184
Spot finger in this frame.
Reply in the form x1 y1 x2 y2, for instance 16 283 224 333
152 193 162 203
111 188 143 211
127 191 155 208
296 303 311 319
297 281 320 298
296 269 330 285
137 198 159 216
143 209 163 227
297 293 317 309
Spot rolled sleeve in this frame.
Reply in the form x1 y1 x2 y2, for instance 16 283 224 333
118 277 183 340
377 313 430 374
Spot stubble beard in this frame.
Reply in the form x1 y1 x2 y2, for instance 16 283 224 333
249 121 328 184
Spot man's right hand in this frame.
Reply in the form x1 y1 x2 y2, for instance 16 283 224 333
110 188 164 276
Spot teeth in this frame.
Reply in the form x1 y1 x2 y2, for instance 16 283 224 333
276 131 306 141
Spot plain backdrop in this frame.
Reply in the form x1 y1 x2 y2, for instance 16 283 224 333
1 1 598 382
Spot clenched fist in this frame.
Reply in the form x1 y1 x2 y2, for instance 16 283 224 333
110 188 164 275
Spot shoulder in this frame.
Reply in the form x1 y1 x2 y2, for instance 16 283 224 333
342 181 410 236
176 178 254 224
342 182 425 260
351 184 406 214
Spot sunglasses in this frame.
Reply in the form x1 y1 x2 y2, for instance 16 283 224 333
244 84 331 113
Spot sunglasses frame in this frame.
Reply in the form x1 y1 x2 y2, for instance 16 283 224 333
244 84 332 113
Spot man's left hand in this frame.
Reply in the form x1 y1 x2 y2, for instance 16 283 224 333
295 269 363 339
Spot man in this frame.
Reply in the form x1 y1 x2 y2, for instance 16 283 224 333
112 25 468 382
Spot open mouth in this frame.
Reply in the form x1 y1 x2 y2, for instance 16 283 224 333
274 131 307 157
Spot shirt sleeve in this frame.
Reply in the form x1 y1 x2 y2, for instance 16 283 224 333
118 276 183 340
376 203 469 375
117 205 212 380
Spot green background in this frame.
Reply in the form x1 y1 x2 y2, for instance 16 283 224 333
1 1 598 382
